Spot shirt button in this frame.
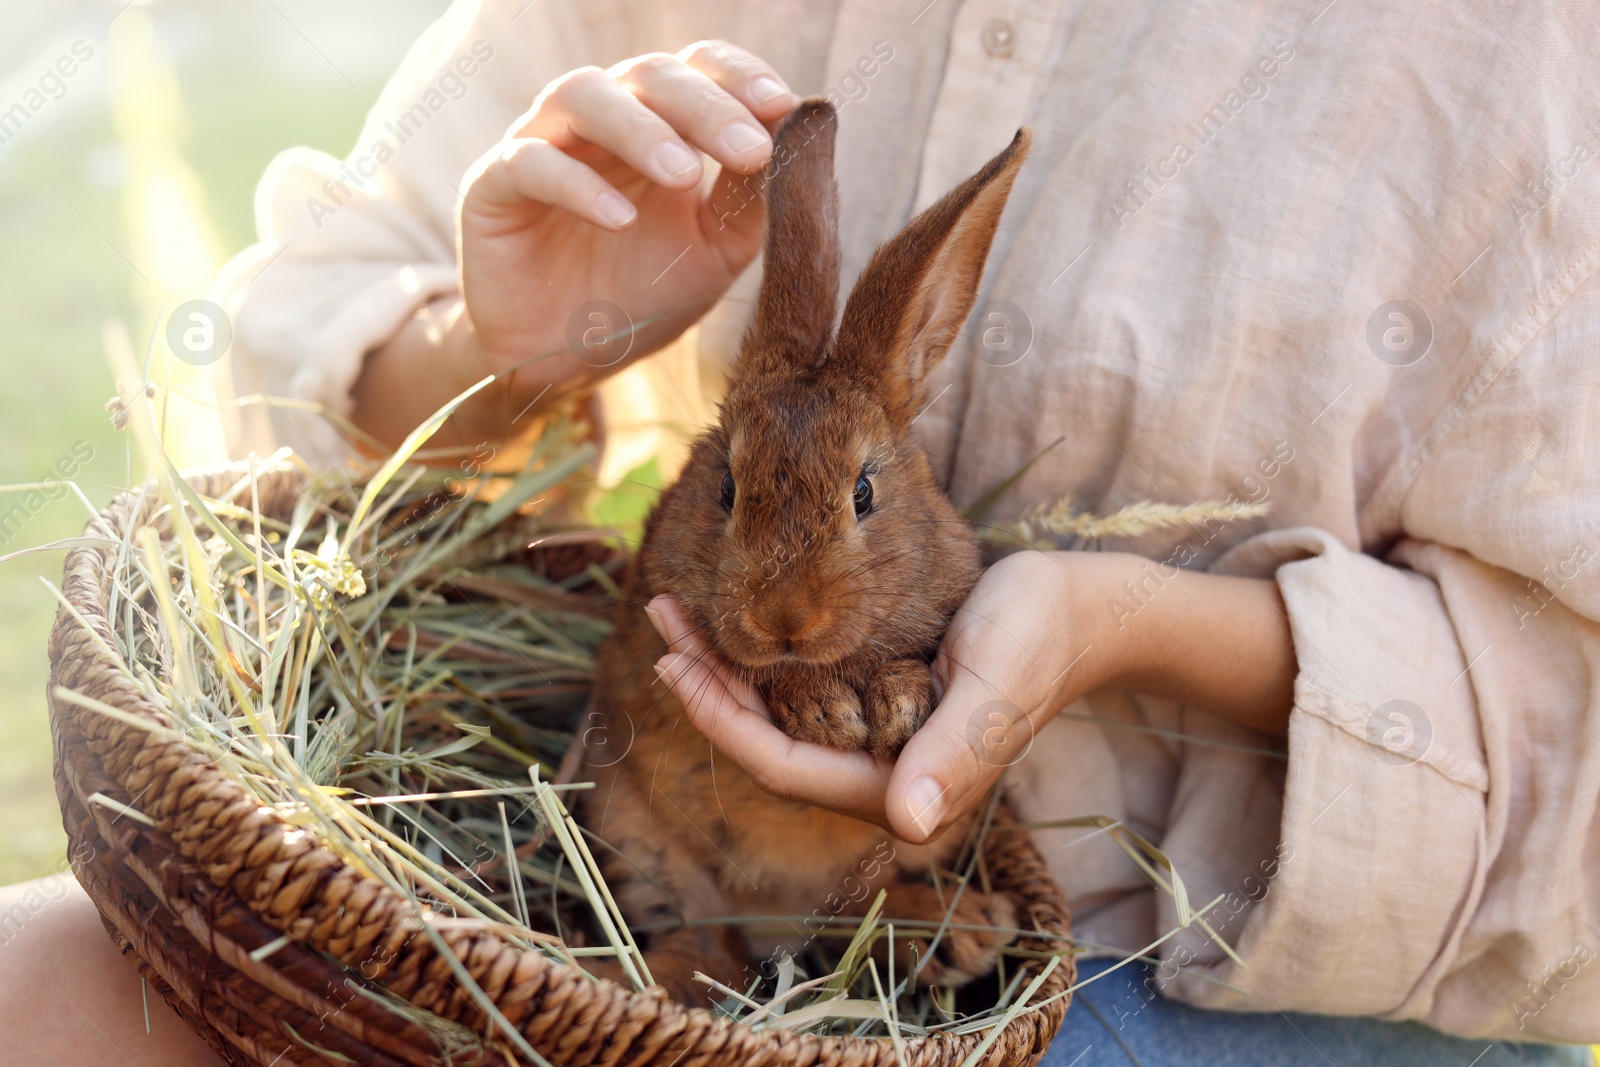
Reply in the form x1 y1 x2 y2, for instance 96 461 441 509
981 17 1017 59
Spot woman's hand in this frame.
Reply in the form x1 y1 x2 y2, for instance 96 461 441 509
352 41 793 450
649 550 1298 843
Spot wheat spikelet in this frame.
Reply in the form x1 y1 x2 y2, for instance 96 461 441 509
999 495 1271 545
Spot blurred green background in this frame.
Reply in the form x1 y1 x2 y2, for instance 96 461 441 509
0 0 450 883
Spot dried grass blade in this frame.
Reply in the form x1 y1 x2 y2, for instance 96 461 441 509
737 968 844 1027
827 888 887 995
868 958 909 1065
530 772 649 989
162 457 290 591
87 792 156 826
417 922 554 1067
0 536 122 566
955 955 1060 1067
766 998 886 1031
498 801 530 929
343 375 495 554
51 686 171 737
136 527 199 702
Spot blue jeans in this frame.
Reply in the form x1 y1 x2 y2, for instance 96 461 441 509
1041 958 1594 1066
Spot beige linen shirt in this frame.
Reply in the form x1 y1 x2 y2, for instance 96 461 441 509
216 0 1600 1042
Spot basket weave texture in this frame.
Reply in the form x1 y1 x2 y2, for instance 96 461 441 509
48 467 1075 1066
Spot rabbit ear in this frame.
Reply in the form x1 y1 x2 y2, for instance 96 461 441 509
739 98 841 377
833 129 1031 427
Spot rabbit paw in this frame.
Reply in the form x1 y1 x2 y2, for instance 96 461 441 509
864 658 937 760
876 882 1018 989
766 672 870 750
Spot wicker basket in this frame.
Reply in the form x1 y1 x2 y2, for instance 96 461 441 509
48 468 1074 1066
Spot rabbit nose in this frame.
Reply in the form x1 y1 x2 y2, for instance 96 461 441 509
750 600 835 647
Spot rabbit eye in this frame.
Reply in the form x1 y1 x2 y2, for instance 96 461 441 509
720 471 736 511
853 472 874 518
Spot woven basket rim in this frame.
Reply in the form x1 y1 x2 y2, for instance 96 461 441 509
47 460 1074 1066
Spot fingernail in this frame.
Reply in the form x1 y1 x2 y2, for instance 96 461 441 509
655 652 686 683
594 189 636 227
722 119 769 155
749 76 790 105
644 600 665 634
654 139 701 178
906 775 947 838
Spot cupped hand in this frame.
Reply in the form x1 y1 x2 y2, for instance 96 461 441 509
646 551 1106 843
459 40 792 394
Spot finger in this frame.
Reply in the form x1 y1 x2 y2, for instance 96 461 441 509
463 138 638 230
646 596 767 712
654 648 756 727
645 593 703 648
658 650 892 824
674 39 794 122
884 669 1018 844
613 55 773 173
930 645 950 703
521 67 706 189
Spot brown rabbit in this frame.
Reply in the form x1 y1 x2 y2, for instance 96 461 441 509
579 98 1032 1004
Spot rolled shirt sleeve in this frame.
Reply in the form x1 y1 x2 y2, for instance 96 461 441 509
1152 273 1600 1042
